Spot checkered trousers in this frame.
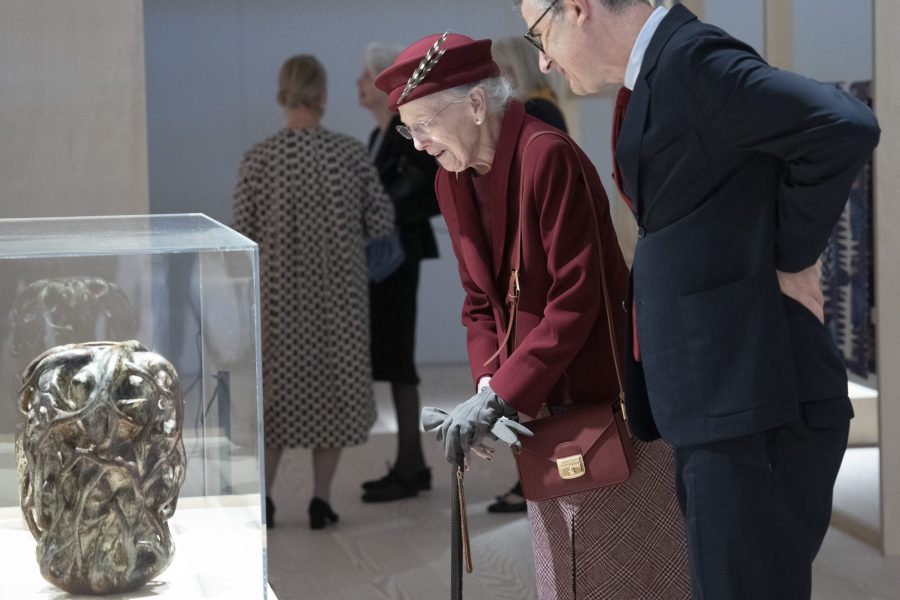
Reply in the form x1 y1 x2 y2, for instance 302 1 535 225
527 438 691 600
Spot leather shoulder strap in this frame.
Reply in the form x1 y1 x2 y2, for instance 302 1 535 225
485 131 625 399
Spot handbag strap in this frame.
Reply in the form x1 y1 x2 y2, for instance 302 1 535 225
485 130 626 409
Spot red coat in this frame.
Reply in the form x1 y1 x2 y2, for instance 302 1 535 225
436 101 630 417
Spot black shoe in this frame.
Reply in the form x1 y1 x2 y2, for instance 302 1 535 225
308 497 339 530
361 471 420 503
362 466 431 492
487 482 527 514
266 496 276 529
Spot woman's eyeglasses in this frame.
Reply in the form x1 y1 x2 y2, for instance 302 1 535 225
396 100 461 140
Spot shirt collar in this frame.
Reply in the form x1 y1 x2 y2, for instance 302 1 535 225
624 5 668 90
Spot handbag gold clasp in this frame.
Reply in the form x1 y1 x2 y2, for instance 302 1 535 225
556 454 586 480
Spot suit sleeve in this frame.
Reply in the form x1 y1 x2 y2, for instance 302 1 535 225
681 35 880 272
489 141 603 416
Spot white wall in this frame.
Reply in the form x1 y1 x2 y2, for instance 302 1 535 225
704 0 872 82
143 0 875 364
874 0 899 556
705 0 764 55
0 0 149 218
793 0 873 82
144 0 531 364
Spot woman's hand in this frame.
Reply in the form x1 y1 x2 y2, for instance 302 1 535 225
420 385 532 463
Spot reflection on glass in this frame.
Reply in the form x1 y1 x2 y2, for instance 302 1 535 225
9 277 137 365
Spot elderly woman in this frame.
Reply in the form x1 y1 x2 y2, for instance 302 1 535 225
233 54 394 530
375 34 690 599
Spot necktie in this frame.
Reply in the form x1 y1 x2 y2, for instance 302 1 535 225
611 86 634 212
611 86 641 361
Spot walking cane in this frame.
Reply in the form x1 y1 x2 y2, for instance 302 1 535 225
451 454 472 600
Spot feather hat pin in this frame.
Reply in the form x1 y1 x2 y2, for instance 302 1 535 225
397 30 450 105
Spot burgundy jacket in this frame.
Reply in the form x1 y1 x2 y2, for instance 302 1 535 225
436 101 629 417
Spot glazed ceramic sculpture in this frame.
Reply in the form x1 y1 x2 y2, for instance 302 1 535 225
16 340 186 594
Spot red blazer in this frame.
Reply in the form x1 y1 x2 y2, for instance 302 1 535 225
436 101 629 417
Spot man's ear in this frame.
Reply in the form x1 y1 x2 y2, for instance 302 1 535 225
567 0 593 26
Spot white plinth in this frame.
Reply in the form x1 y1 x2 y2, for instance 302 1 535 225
0 495 270 599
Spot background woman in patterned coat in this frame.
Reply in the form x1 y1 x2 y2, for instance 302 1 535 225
233 54 394 530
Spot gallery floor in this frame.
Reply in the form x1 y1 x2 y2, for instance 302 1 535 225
267 364 900 600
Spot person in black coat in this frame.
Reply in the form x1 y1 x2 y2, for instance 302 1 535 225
357 43 441 502
515 1 880 598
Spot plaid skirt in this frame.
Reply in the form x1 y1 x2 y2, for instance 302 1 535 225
527 438 691 600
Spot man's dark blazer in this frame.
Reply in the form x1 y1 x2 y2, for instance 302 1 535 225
369 115 440 261
616 5 880 447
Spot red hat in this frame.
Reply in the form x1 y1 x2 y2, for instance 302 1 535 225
374 32 500 111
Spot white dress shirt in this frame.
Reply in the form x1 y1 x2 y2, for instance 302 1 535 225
624 6 669 90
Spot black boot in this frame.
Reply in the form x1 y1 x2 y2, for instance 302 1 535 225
362 466 431 492
487 481 527 513
308 497 339 530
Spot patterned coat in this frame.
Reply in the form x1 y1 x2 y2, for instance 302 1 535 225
233 127 394 448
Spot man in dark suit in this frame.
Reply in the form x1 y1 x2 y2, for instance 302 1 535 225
515 0 880 598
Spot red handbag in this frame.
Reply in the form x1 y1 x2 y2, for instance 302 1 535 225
514 401 634 501
496 130 636 502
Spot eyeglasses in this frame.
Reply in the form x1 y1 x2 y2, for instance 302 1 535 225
396 100 461 140
524 0 560 54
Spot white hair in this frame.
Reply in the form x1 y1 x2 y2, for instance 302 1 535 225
430 76 516 115
364 42 402 77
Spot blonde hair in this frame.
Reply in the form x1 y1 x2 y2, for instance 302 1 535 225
491 36 553 99
277 55 326 110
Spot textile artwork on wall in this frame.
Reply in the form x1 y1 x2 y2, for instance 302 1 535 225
821 80 875 379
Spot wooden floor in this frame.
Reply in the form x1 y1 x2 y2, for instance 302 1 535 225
266 364 900 600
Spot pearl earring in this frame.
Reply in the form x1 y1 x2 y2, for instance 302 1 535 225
474 116 483 126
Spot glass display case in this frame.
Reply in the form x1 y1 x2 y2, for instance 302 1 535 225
0 214 270 598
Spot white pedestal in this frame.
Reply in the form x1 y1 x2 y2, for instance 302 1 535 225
0 495 269 599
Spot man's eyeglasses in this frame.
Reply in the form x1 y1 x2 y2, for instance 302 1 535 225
396 100 461 140
524 0 560 54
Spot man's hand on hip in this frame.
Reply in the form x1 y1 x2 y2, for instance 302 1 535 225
777 260 824 323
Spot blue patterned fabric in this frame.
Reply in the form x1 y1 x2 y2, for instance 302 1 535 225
821 81 874 378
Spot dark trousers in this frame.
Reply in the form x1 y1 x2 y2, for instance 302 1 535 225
675 401 850 600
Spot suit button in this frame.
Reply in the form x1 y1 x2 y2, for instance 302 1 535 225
637 226 646 239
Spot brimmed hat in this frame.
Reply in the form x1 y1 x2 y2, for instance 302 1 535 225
374 32 500 111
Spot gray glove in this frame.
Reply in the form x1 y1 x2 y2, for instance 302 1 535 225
421 384 533 463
